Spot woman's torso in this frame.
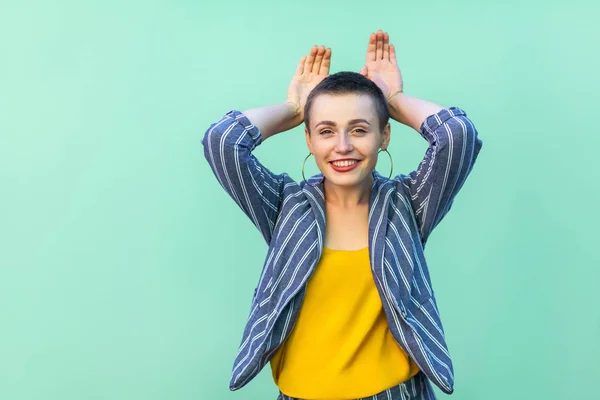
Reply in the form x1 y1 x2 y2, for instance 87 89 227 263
270 203 420 399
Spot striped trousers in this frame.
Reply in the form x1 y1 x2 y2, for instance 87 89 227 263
276 371 437 400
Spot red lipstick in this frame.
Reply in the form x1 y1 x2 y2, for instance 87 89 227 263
329 160 361 173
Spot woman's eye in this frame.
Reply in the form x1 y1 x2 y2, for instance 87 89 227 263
319 128 366 135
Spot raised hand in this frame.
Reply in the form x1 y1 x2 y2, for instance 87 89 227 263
286 45 332 120
359 30 404 102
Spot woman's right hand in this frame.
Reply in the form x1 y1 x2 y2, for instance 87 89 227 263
286 45 332 121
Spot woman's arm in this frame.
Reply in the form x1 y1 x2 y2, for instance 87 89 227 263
201 45 332 244
399 106 482 247
387 93 444 133
361 30 483 246
241 102 302 142
202 110 284 244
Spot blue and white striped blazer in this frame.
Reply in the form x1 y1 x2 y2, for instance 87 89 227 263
202 106 483 395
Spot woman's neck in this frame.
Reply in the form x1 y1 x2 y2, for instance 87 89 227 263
323 174 373 209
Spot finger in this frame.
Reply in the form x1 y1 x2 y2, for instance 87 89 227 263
319 47 332 75
295 56 307 75
359 65 367 76
375 30 383 60
366 32 376 62
304 46 318 74
312 46 326 74
390 44 398 65
383 32 390 61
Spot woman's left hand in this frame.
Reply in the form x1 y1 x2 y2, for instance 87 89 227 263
360 30 404 102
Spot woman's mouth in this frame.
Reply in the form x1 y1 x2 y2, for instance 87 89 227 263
329 160 361 173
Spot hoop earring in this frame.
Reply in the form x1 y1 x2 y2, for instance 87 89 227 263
378 148 394 183
302 153 325 187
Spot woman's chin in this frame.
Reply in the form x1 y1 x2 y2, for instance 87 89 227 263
323 171 371 188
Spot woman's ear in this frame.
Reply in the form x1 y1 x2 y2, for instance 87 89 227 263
381 122 391 150
304 127 313 154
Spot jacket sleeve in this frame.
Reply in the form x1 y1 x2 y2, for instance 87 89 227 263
398 107 483 247
201 110 284 244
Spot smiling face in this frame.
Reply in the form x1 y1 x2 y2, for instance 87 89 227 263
305 92 391 188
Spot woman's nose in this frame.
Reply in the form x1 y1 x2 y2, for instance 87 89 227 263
335 134 353 153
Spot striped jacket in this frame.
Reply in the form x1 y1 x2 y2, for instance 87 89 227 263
202 106 483 395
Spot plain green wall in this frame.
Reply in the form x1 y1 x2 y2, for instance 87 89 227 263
1 0 599 399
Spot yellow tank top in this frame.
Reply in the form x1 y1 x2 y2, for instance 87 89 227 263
269 246 420 399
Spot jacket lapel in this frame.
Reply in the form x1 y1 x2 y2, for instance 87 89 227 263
367 171 396 291
300 174 326 253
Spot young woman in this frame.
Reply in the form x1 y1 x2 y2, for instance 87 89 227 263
202 30 483 400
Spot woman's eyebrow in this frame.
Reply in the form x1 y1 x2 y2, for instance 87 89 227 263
315 119 371 128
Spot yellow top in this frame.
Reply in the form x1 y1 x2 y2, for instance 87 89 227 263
269 246 420 399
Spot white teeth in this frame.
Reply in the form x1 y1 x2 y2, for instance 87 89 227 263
332 160 358 167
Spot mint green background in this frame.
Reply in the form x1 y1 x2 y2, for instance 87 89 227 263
1 1 598 399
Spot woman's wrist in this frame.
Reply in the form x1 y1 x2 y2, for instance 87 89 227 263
387 92 408 125
285 99 301 117
284 100 304 128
